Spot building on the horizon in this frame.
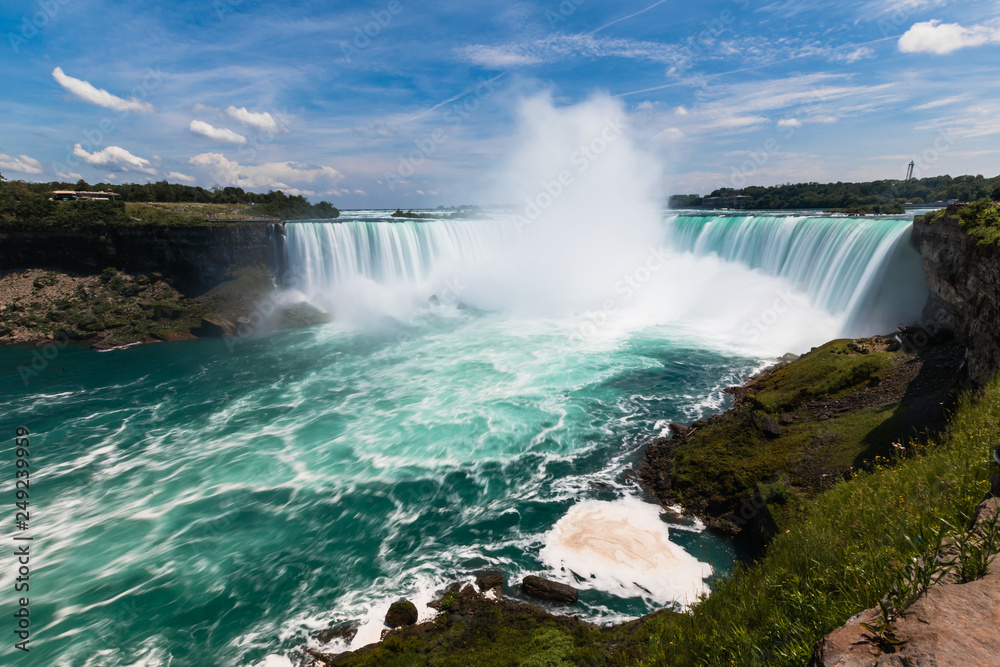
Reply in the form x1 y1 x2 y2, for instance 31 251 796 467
701 194 754 209
51 190 122 201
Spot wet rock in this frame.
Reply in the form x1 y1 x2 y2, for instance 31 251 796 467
669 423 693 438
475 571 505 594
384 600 418 628
521 575 578 605
192 316 236 337
316 622 358 644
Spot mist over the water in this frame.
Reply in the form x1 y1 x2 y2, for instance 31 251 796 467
459 93 664 314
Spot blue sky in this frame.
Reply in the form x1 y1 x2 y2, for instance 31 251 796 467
1 0 998 208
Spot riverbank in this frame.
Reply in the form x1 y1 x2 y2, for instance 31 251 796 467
0 266 327 349
641 333 964 554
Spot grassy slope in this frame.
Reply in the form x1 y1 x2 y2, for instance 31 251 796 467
640 377 998 666
646 338 951 529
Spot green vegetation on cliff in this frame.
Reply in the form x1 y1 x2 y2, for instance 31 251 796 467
0 172 338 227
643 338 961 532
919 198 1000 247
670 173 1000 210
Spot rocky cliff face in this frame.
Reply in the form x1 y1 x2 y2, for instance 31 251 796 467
0 223 282 296
912 216 1000 388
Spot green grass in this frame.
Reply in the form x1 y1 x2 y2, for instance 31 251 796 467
664 340 902 518
638 376 999 666
918 198 1000 247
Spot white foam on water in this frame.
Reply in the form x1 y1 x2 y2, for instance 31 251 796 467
539 497 711 607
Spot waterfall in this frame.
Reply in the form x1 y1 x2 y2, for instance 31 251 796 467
282 212 928 340
664 214 929 336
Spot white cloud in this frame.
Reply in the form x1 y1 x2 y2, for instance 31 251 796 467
460 34 687 68
73 144 157 174
778 118 802 128
57 172 83 181
188 120 248 145
0 153 43 174
52 67 155 113
225 106 279 132
654 127 685 141
914 95 964 110
188 153 343 192
167 171 196 183
898 20 1000 54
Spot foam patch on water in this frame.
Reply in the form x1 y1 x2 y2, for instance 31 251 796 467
539 497 711 607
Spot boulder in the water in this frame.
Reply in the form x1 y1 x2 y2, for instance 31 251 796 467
521 575 578 604
384 600 418 628
475 571 505 594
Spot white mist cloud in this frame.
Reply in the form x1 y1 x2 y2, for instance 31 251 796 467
188 120 247 145
57 172 83 181
73 144 156 174
52 67 155 113
188 153 342 191
899 20 1000 54
225 106 279 132
167 171 196 183
778 118 802 128
0 153 43 174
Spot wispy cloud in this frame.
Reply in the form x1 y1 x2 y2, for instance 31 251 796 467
188 120 248 145
899 20 1000 54
167 171 196 183
52 67 155 113
0 153 43 174
914 95 965 110
73 144 156 174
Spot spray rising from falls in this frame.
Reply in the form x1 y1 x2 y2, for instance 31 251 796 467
283 211 928 352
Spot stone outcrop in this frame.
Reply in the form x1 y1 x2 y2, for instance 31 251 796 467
811 498 1000 666
520 575 579 604
0 223 282 296
912 215 1000 387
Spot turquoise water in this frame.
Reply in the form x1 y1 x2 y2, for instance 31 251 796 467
1 313 752 666
0 211 928 666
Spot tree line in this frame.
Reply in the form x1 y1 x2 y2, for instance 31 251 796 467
0 174 339 226
670 173 1000 210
